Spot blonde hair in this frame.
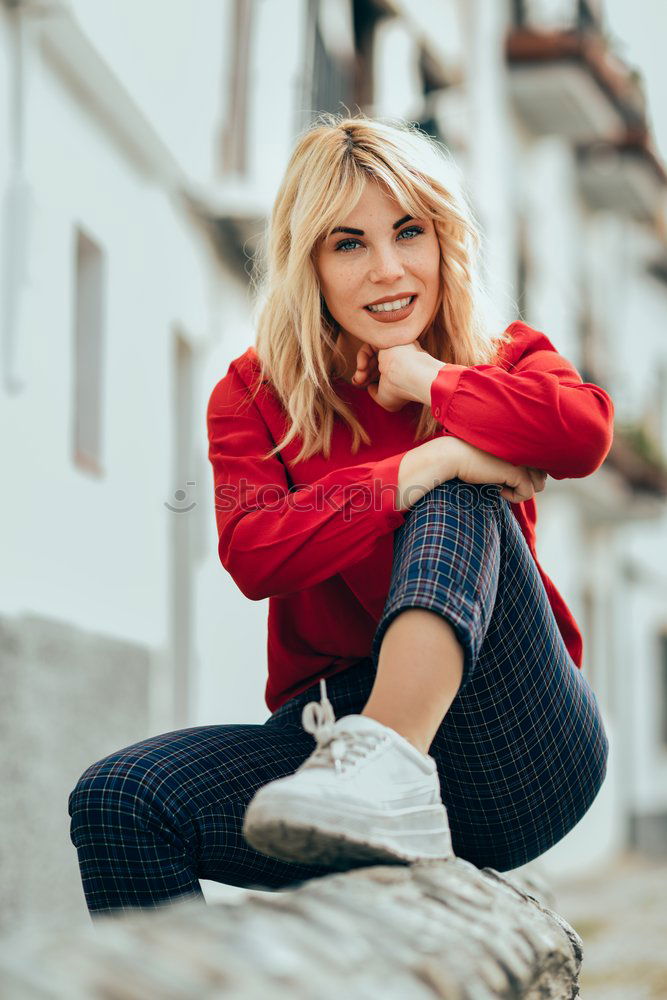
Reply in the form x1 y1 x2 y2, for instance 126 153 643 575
247 112 513 463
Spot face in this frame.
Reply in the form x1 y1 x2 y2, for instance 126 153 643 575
313 178 442 374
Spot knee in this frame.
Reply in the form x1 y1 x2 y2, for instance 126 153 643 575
69 755 129 836
402 479 504 537
68 751 165 842
425 479 504 517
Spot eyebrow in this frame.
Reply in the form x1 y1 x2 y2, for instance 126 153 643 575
328 214 414 237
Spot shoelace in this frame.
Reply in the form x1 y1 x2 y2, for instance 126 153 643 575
299 678 386 775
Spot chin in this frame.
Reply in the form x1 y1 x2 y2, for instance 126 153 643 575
383 326 421 343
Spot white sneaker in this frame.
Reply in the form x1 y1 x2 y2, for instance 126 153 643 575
243 679 454 868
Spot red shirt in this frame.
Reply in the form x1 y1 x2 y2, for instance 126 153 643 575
207 321 614 711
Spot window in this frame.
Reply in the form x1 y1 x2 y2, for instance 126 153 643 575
72 226 105 475
302 0 356 127
415 46 453 144
221 0 253 175
352 0 391 111
658 632 667 747
169 331 197 726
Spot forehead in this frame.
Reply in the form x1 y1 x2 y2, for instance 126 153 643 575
337 180 405 222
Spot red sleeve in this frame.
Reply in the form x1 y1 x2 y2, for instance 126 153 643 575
429 322 614 479
206 362 409 601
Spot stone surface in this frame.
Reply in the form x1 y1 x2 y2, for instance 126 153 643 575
0 612 152 935
0 857 582 999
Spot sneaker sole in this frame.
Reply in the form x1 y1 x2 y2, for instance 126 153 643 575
243 791 454 867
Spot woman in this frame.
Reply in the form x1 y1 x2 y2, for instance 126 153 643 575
68 114 613 918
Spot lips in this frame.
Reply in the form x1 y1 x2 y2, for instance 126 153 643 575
366 292 417 307
364 294 417 323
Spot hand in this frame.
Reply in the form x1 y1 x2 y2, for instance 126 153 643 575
353 340 438 412
445 437 547 504
350 340 380 388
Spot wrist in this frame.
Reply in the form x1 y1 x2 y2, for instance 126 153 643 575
396 437 457 510
407 354 448 406
431 435 457 482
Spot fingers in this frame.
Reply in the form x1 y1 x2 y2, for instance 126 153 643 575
449 438 548 504
498 463 550 503
352 343 379 385
351 344 369 383
499 465 538 504
528 468 547 494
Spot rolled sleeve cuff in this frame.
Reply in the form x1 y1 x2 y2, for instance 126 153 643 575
430 364 467 426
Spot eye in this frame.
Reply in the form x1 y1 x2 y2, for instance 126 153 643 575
398 225 424 241
333 225 425 253
334 237 362 253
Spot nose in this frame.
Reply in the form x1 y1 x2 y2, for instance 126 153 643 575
368 243 406 284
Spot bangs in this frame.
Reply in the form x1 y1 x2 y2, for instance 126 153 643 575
310 162 435 254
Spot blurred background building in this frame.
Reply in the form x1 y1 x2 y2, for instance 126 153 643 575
1 0 667 928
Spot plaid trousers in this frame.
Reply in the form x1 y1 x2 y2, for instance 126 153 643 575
68 479 609 918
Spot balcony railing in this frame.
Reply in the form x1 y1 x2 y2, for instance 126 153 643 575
511 0 602 33
505 2 647 142
576 127 667 223
605 422 667 497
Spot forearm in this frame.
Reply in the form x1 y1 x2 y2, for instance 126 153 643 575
396 438 453 511
429 361 614 478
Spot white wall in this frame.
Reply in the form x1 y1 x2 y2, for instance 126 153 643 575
67 0 229 182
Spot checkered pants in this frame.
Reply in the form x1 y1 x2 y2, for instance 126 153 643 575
68 479 609 918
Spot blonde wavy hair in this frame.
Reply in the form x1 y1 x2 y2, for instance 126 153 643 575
248 112 513 463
